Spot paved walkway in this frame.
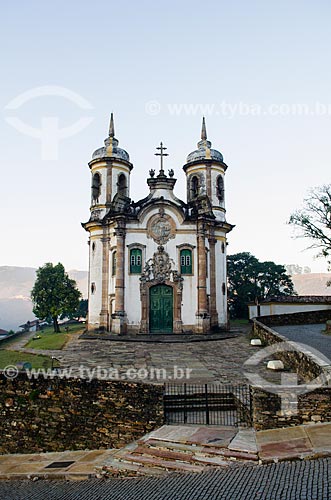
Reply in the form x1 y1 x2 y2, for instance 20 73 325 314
1 422 331 481
1 458 329 500
275 323 331 362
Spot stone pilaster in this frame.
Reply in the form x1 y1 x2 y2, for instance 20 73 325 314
112 220 127 334
99 234 110 330
195 221 210 333
208 233 218 328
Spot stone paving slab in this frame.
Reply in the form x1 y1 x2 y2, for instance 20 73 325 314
305 422 331 449
0 449 117 480
228 429 258 454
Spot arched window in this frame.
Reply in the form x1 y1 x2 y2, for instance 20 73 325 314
191 176 199 199
112 251 117 276
180 249 192 275
91 282 96 294
217 175 224 202
91 173 101 202
117 174 127 197
92 242 96 252
130 248 142 274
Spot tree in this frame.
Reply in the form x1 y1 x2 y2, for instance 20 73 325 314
61 299 88 321
31 263 81 332
227 252 295 319
289 184 331 270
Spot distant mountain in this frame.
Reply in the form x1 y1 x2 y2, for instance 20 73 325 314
292 273 331 295
0 266 88 331
0 266 330 331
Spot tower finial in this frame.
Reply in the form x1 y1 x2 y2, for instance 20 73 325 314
201 116 207 140
109 112 115 138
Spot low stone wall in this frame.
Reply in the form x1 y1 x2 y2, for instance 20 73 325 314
251 320 331 429
256 309 331 327
251 320 329 381
252 387 331 430
0 373 163 454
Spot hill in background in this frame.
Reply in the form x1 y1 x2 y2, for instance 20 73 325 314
0 267 330 331
291 273 331 296
0 267 88 331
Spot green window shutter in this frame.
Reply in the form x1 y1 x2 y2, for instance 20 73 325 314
180 249 192 274
130 248 142 274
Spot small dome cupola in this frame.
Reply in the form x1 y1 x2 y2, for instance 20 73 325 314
92 113 130 162
185 117 223 165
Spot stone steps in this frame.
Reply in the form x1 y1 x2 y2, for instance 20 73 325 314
139 438 258 462
120 453 205 473
101 427 259 476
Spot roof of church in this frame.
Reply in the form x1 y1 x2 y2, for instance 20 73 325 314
92 113 130 162
185 117 224 165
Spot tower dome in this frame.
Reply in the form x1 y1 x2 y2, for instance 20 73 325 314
186 117 223 165
92 113 130 162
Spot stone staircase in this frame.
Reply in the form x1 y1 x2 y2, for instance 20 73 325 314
99 426 259 477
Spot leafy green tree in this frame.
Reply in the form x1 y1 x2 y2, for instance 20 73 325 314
289 184 331 270
227 252 295 319
61 299 88 320
31 263 81 332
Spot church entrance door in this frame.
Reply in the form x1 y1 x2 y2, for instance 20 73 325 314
149 285 173 333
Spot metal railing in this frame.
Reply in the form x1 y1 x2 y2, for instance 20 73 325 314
164 383 252 427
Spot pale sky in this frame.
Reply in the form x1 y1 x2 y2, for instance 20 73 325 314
1 0 330 273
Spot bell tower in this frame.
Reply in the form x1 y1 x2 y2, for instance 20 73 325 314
183 117 227 221
83 115 133 331
183 119 233 332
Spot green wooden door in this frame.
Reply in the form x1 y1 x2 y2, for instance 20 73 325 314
149 285 173 333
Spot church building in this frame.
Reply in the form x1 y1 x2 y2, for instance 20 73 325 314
82 115 233 334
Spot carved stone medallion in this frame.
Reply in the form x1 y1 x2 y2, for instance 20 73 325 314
147 209 176 245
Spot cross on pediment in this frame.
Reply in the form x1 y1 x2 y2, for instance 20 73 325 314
155 142 168 175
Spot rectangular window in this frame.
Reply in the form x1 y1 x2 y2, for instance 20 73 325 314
130 248 142 274
180 249 192 275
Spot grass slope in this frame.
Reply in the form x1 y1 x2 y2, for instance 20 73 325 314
25 323 85 350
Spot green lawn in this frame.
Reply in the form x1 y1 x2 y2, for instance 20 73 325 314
0 350 52 369
230 319 250 326
25 323 85 350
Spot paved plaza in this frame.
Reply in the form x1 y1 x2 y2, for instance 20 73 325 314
6 326 287 384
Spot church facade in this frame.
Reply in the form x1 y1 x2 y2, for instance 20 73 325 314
82 116 233 334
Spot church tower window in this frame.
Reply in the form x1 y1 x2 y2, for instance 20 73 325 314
130 248 142 274
191 176 199 199
180 249 192 275
117 174 127 197
217 175 224 202
91 173 101 202
112 251 117 276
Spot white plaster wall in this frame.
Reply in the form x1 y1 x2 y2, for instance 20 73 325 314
249 303 331 319
215 238 228 326
88 234 103 328
111 164 131 200
124 208 198 327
